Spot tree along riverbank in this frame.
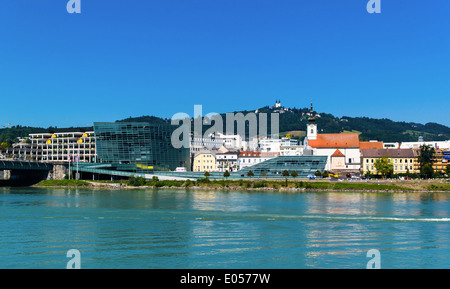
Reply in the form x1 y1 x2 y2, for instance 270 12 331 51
33 178 450 193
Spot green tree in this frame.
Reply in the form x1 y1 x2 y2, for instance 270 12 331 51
374 156 394 178
283 170 290 186
445 164 450 178
291 171 298 179
314 170 322 177
247 170 254 178
223 170 230 179
420 164 434 179
418 145 436 169
322 171 329 178
128 176 146 187
204 171 211 178
0 142 12 150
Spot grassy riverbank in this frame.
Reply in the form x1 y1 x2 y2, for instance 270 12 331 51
36 179 91 187
33 178 450 192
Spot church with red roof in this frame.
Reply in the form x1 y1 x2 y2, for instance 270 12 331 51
305 104 362 174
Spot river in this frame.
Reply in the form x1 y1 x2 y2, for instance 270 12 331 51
0 187 449 269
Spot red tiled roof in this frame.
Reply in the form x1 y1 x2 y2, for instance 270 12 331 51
238 151 261 157
309 133 360 148
331 149 345 157
360 141 384 151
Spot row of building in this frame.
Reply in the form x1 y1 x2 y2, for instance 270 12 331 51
192 104 450 176
1 103 450 178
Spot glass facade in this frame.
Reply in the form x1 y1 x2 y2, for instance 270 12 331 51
234 156 327 178
93 122 190 172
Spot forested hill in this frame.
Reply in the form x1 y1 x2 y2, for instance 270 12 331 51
1 106 449 143
260 106 450 142
114 106 450 143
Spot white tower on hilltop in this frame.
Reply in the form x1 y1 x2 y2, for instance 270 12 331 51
275 100 281 108
306 102 317 141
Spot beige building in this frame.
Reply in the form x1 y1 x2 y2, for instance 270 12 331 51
360 149 415 175
193 151 217 172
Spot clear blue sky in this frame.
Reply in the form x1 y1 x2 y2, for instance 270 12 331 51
0 0 449 128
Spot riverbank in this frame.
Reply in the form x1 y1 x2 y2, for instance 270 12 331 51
33 179 450 193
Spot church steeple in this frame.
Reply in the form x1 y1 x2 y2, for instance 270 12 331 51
308 102 316 123
307 102 317 141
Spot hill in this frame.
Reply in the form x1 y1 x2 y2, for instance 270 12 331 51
1 106 449 144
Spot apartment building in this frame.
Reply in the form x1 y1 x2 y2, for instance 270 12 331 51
360 149 415 175
29 132 97 163
193 151 217 172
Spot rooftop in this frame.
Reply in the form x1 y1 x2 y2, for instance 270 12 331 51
309 133 360 148
361 149 415 158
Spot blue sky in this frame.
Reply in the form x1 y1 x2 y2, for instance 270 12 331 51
0 0 449 128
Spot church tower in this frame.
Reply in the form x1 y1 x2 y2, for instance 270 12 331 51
306 102 317 141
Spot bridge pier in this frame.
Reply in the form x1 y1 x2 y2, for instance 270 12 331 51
0 170 11 180
50 165 69 180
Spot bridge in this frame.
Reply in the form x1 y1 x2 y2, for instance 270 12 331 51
0 160 53 187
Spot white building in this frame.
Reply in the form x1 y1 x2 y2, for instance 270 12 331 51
29 131 97 163
238 151 278 170
190 134 225 154
305 104 361 173
383 140 450 150
190 132 250 155
259 136 303 156
216 152 240 172
238 151 262 170
399 140 450 150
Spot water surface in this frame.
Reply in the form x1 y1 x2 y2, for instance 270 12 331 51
0 187 449 268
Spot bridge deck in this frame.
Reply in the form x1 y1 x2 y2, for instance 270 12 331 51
0 160 53 171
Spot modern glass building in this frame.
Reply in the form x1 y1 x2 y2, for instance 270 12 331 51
233 155 327 179
93 122 190 172
152 155 328 179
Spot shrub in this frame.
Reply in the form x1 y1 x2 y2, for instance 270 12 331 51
128 176 146 186
253 181 267 188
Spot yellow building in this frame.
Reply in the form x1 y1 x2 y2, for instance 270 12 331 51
193 151 217 172
413 149 450 173
360 149 415 175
